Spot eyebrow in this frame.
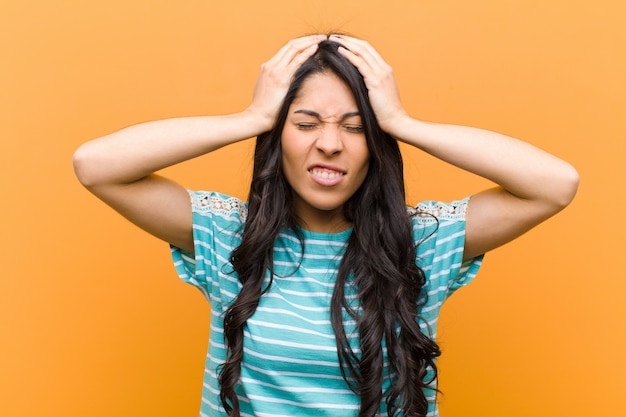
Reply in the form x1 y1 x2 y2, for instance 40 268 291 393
293 109 361 121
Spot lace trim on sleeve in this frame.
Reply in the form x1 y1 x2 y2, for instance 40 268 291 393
407 197 470 222
189 191 249 221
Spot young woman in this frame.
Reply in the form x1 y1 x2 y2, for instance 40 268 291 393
73 34 579 417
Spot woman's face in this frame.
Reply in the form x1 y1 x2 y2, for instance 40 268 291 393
281 71 370 233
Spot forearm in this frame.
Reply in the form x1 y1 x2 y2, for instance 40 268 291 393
389 117 579 207
73 110 268 187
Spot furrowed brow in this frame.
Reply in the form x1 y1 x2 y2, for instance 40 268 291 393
294 109 322 118
294 109 361 121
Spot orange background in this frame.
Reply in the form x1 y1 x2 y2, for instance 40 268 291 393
2 1 624 416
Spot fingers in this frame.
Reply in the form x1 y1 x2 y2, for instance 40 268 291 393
256 35 325 96
331 35 389 72
328 35 404 131
269 34 326 73
329 35 394 94
248 35 326 129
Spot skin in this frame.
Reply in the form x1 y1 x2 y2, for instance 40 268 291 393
281 72 370 233
73 34 579 260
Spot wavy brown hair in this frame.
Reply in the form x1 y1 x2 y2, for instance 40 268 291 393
220 39 440 416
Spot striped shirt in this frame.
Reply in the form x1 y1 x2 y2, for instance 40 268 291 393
171 191 483 417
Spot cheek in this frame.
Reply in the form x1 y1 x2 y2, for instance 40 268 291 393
356 142 371 173
281 129 314 167
280 128 301 160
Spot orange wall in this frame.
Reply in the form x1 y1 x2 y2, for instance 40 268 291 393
2 1 624 416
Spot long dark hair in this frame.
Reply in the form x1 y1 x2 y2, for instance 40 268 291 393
220 39 441 417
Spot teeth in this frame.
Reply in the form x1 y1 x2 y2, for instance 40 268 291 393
311 168 343 179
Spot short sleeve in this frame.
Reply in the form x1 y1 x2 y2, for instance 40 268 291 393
412 197 484 301
170 190 247 302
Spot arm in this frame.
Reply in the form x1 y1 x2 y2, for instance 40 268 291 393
73 35 326 253
381 119 579 260
332 35 579 260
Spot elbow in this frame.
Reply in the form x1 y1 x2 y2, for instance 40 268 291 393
551 163 580 211
72 143 102 188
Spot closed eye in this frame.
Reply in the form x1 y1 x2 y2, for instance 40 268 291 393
343 124 364 133
297 123 319 130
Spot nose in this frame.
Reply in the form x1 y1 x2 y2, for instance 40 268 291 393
315 124 344 155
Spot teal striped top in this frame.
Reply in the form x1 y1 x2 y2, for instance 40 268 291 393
171 191 483 417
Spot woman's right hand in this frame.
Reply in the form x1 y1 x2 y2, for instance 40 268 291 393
245 34 326 131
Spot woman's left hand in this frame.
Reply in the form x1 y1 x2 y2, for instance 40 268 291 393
330 35 408 133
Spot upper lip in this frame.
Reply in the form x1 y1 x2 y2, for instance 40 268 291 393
307 163 346 174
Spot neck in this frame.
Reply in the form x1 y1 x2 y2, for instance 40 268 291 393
294 206 351 234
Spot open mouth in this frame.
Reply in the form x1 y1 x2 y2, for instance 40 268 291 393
308 166 346 186
309 167 345 180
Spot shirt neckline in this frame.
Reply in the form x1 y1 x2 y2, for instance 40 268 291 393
296 226 353 241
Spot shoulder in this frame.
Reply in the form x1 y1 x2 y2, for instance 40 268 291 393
409 198 482 294
408 197 473 249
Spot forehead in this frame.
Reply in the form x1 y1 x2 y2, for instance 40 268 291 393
290 72 359 117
